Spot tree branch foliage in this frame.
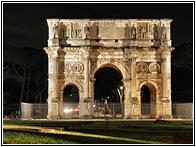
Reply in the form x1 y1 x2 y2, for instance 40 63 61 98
172 42 193 71
3 46 48 110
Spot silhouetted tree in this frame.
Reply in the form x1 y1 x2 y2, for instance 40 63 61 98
172 42 193 71
3 46 48 111
171 42 193 102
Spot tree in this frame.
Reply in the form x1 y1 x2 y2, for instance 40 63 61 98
171 42 193 102
172 42 193 71
3 46 48 111
4 46 29 111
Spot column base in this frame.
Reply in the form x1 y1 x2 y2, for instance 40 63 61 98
159 115 173 119
82 114 94 119
47 115 60 119
123 114 131 119
130 115 141 120
150 114 159 119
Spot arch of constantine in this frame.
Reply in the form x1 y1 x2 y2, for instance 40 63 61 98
44 18 174 119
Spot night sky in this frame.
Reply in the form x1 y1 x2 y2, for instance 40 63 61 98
3 2 193 49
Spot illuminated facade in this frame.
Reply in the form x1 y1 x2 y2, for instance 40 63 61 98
44 18 174 119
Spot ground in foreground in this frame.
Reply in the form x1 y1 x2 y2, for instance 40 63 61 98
3 120 193 144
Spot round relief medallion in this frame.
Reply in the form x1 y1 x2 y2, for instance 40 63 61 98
136 62 148 73
72 62 84 73
149 63 160 73
64 62 72 73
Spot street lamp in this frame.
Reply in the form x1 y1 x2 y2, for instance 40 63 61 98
117 85 124 118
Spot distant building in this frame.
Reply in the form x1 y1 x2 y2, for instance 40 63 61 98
44 18 174 119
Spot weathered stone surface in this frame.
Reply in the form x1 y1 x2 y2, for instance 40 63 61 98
44 18 174 119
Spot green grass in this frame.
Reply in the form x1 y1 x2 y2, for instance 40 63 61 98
3 120 193 144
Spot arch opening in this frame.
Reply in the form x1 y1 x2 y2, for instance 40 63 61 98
140 83 157 118
63 85 79 103
63 85 79 118
141 85 150 115
94 67 123 117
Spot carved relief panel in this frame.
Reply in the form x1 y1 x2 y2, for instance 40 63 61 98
64 62 84 74
136 62 161 79
135 22 163 40
136 23 149 39
50 21 86 39
48 19 171 43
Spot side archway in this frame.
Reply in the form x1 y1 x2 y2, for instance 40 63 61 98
59 82 83 118
138 80 161 118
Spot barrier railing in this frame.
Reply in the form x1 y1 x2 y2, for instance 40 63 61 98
20 102 193 119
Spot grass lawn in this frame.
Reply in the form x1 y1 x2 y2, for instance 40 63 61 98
3 119 193 144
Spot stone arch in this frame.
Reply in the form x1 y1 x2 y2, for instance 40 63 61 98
60 81 83 92
138 80 160 118
91 62 127 117
138 80 160 93
58 81 82 119
91 62 127 79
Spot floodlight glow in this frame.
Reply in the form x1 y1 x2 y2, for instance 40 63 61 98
64 108 73 113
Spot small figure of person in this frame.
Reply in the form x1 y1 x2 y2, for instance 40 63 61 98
153 24 159 39
75 29 78 38
78 29 82 38
161 24 167 40
143 24 148 38
131 24 136 39
67 29 70 38
53 24 58 39
15 111 20 120
84 24 90 38
124 24 131 39
137 25 143 39
60 28 64 39
11 112 15 120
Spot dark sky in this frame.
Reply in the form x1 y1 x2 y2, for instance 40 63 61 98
3 2 193 49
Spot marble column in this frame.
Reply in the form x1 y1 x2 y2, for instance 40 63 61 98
161 50 172 119
58 90 64 118
123 79 131 119
90 78 96 115
131 58 137 97
130 57 140 119
79 49 91 117
44 46 60 119
161 57 167 99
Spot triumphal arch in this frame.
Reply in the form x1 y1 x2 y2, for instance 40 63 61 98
44 18 174 119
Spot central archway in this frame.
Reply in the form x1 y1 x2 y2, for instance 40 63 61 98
94 66 123 118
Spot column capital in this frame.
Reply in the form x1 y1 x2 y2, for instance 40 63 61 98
160 45 174 52
161 57 167 63
44 46 61 55
131 57 137 62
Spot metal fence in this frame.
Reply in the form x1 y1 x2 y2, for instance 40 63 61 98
20 102 193 119
21 103 48 119
172 103 193 119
